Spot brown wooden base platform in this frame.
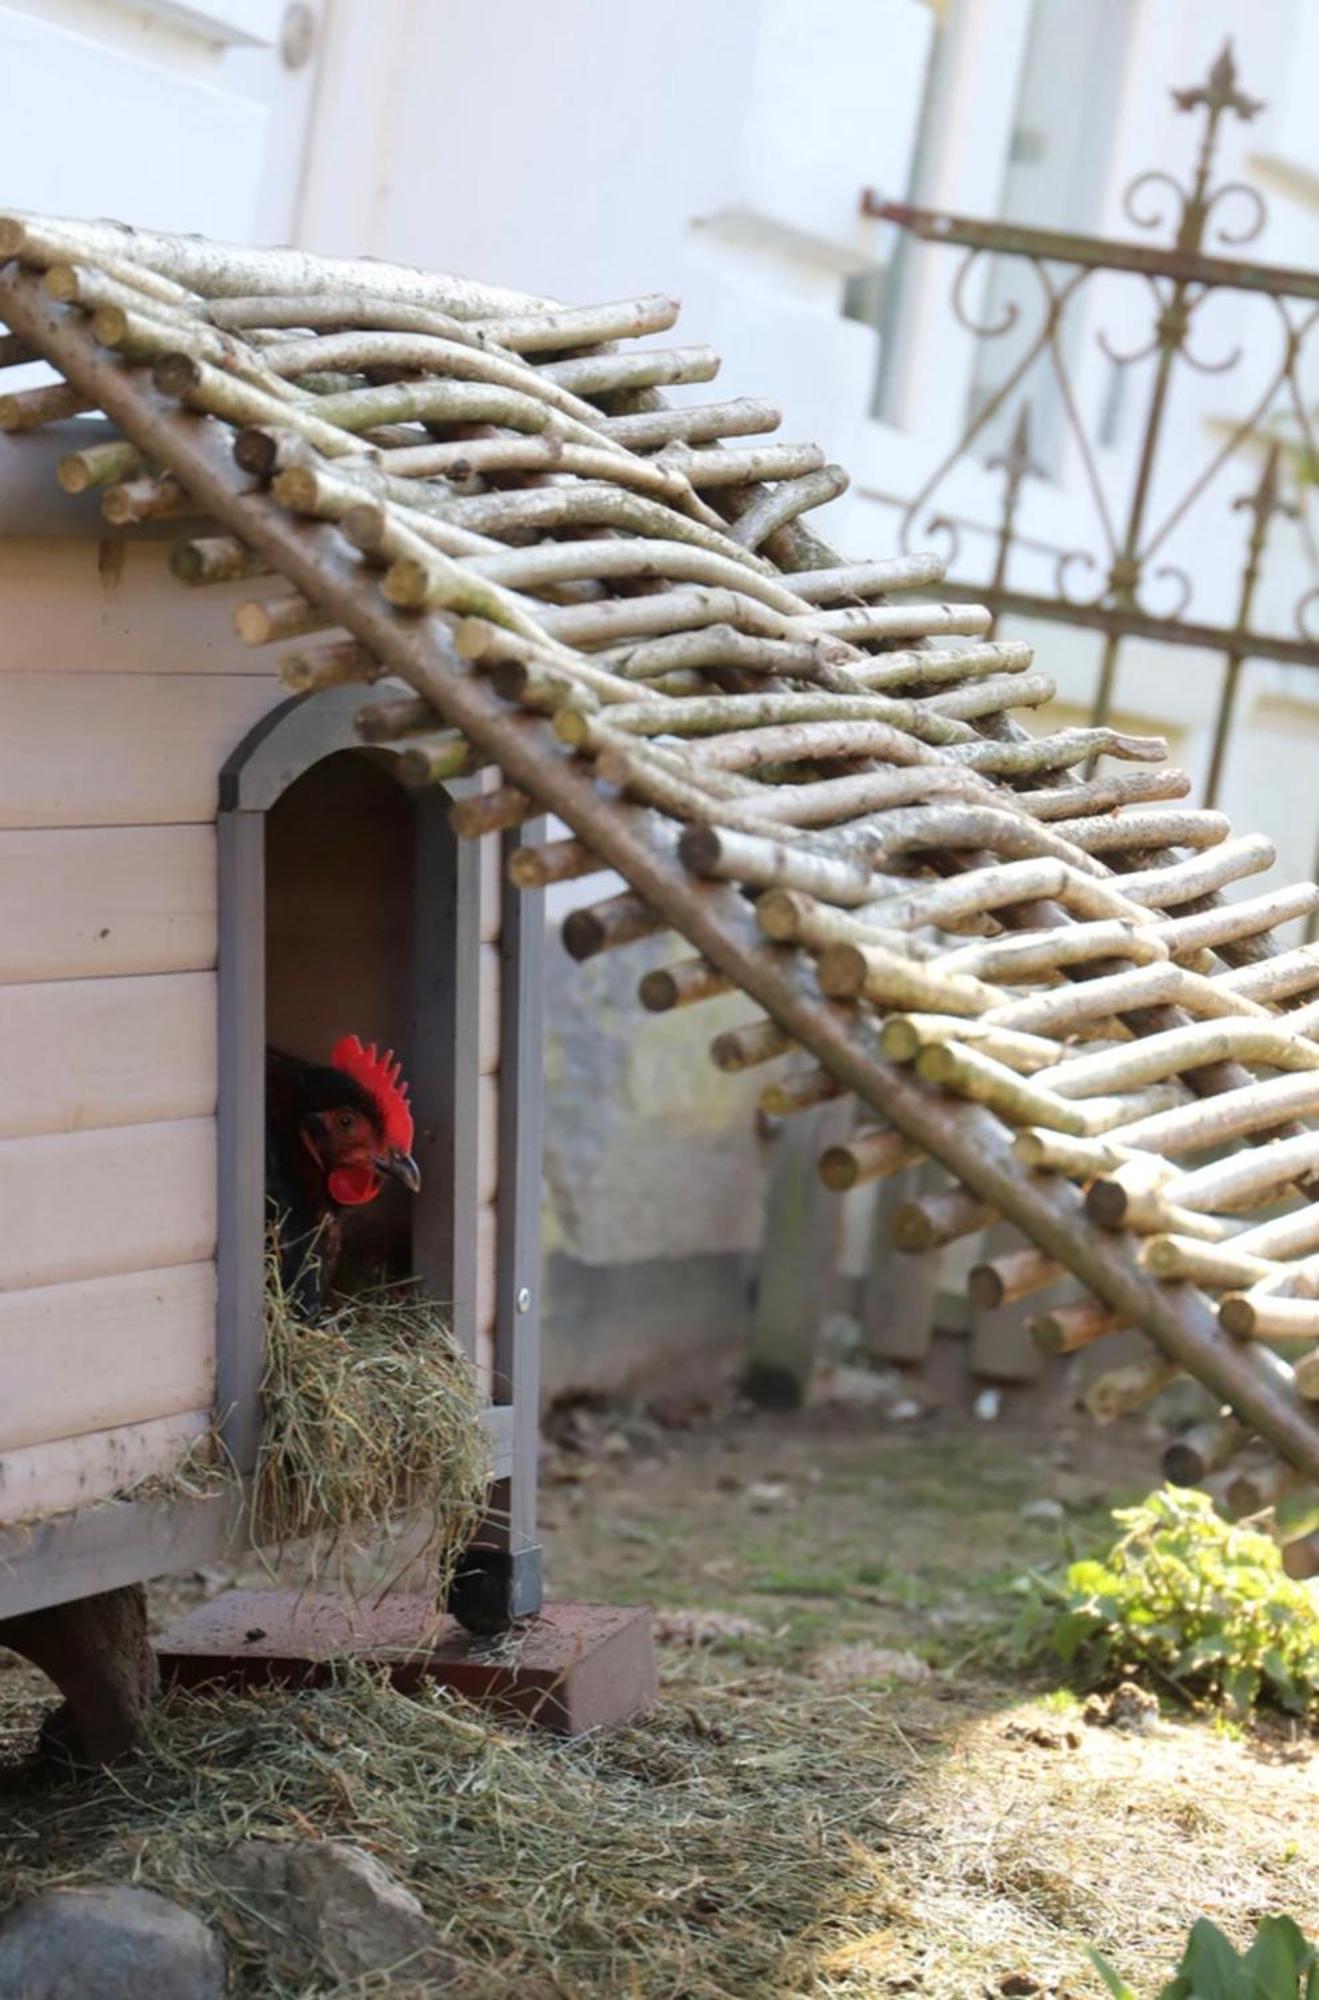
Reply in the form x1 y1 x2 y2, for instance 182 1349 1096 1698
156 1593 657 1735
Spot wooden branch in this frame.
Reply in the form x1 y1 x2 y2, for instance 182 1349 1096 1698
845 639 1033 692
968 1245 1063 1310
941 918 1167 983
877 1015 1060 1073
922 669 1056 721
1085 1353 1180 1423
1017 766 1192 821
691 717 937 772
680 825 875 906
890 1186 994 1253
816 941 994 1016
56 437 145 494
397 732 485 785
796 600 992 645
1140 1235 1277 1290
233 590 332 646
449 785 536 839
759 1065 846 1116
1163 1415 1250 1485
562 891 665 961
915 1041 1090 1136
817 1124 922 1191
1115 1071 1319 1158
951 726 1168 776
600 396 782 448
170 535 271 585
1152 882 1319 957
101 473 191 525
1058 808 1230 856
506 838 601 889
639 956 734 1012
537 342 720 395
150 354 352 456
656 441 827 488
1031 1299 1129 1354
709 1019 797 1071
1220 1292 1319 1342
0 212 543 318
0 382 93 431
353 694 436 742
205 289 678 352
1049 1019 1319 1103
1117 833 1276 909
729 465 850 550
280 638 385 694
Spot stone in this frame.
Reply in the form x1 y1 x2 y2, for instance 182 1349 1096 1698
215 1840 456 1986
1020 1497 1066 1527
0 1886 224 1999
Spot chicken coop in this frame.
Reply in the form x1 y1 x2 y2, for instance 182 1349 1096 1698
4 205 1319 1729
0 419 544 1634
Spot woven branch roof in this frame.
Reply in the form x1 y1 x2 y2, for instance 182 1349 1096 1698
3 210 1319 1533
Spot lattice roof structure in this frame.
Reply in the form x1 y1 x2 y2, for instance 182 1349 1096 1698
4 210 1319 1539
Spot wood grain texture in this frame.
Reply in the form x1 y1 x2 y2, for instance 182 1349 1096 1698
0 973 216 1138
0 538 288 674
0 1408 212 1527
0 1119 216 1293
0 825 217 982
478 947 501 1074
477 1201 497 1337
0 673 282 828
479 830 502 944
0 1262 216 1454
478 1074 499 1205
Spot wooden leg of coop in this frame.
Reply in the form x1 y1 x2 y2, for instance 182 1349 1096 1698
0 1581 158 1763
862 1165 943 1366
968 1223 1051 1384
745 1095 852 1408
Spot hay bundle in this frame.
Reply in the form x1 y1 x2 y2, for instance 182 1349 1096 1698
254 1254 490 1599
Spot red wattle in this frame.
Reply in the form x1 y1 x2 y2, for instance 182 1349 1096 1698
327 1164 383 1206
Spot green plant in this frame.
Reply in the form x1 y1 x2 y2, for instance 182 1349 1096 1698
1010 1487 1319 1718
1089 1915 1319 1998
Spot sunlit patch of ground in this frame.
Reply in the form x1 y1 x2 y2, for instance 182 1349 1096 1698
2 1403 1315 1996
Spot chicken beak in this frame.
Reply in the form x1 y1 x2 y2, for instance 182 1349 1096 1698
376 1147 422 1193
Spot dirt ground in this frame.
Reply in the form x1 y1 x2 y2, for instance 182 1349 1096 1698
3 1393 1317 1997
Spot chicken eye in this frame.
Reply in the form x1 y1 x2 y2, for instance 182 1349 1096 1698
337 1113 355 1131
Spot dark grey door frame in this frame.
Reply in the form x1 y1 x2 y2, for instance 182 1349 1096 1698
217 685 486 1471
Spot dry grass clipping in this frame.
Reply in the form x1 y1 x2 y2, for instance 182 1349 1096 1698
0 1664 911 1999
254 1256 490 1602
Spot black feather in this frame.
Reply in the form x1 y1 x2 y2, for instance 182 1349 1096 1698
265 1047 380 1318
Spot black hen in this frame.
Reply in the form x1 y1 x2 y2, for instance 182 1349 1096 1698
265 1038 421 1318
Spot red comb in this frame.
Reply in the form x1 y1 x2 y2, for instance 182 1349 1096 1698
330 1035 414 1153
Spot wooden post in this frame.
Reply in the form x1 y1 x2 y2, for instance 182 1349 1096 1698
744 1096 852 1407
862 1165 942 1365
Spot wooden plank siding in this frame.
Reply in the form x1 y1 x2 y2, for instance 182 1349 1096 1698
0 1119 215 1293
0 826 217 983
0 1263 216 1455
0 673 283 828
0 973 215 1138
0 1408 212 1527
0 538 293 675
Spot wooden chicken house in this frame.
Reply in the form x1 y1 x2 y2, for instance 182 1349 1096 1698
0 422 544 1636
5 205 1319 1710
